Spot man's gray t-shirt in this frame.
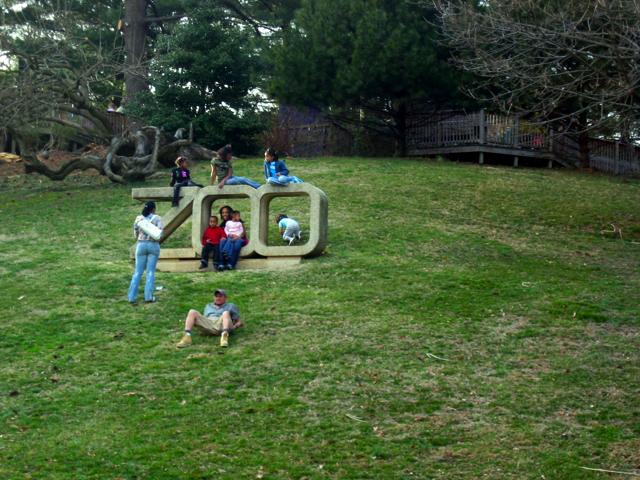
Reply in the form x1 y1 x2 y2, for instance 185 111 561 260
203 302 239 320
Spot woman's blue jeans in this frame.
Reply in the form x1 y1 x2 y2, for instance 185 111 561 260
224 176 260 189
128 241 160 302
220 238 244 267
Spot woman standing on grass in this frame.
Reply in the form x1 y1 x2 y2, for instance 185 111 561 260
128 201 163 304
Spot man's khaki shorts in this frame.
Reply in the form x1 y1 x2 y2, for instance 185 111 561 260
194 313 224 335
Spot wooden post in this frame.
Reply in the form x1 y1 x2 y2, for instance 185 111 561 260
615 141 620 175
548 159 553 169
513 156 519 167
513 116 520 147
479 109 486 144
479 151 484 165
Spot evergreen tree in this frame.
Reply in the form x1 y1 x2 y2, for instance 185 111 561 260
269 0 470 155
131 7 266 153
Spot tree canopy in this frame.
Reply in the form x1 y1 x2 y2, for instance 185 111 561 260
131 6 266 152
268 0 472 154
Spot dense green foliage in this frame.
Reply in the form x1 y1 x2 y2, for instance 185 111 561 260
1 159 639 478
269 0 472 153
130 7 267 153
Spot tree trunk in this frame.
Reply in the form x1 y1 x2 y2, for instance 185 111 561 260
123 0 149 104
11 124 214 183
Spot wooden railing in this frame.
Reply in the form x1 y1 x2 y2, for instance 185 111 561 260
105 111 129 135
407 109 549 151
589 138 640 175
407 109 640 174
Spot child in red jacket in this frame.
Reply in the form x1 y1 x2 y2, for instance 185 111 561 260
199 216 227 270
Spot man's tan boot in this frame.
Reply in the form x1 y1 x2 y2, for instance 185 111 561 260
176 334 192 348
220 331 229 348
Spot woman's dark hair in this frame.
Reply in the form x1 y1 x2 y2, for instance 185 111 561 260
142 201 156 217
265 147 278 162
217 144 233 160
219 205 233 216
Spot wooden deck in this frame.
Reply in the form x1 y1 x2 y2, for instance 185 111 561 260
407 110 640 174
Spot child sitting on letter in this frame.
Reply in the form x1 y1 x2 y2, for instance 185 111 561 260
199 215 226 271
264 148 303 186
170 156 203 207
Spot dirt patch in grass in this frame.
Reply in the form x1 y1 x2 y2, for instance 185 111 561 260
0 233 32 242
608 439 640 470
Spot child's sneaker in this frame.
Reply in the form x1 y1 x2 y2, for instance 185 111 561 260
198 263 208 271
220 331 229 347
176 334 192 348
217 265 225 272
297 231 303 240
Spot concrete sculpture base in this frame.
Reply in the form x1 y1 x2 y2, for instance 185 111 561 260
156 257 303 273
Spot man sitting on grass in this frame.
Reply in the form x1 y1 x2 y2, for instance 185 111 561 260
176 289 243 348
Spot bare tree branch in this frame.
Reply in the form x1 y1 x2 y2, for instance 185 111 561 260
435 0 640 140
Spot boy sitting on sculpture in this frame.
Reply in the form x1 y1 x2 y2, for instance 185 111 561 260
199 215 226 271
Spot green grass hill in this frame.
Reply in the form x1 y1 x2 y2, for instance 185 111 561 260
1 157 639 479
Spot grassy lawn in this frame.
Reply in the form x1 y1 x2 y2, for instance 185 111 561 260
1 157 639 479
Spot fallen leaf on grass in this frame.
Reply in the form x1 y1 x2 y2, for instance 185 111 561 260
425 352 450 362
345 413 366 422
187 353 210 359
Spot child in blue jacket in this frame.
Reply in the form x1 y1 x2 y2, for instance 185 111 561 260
263 148 303 186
